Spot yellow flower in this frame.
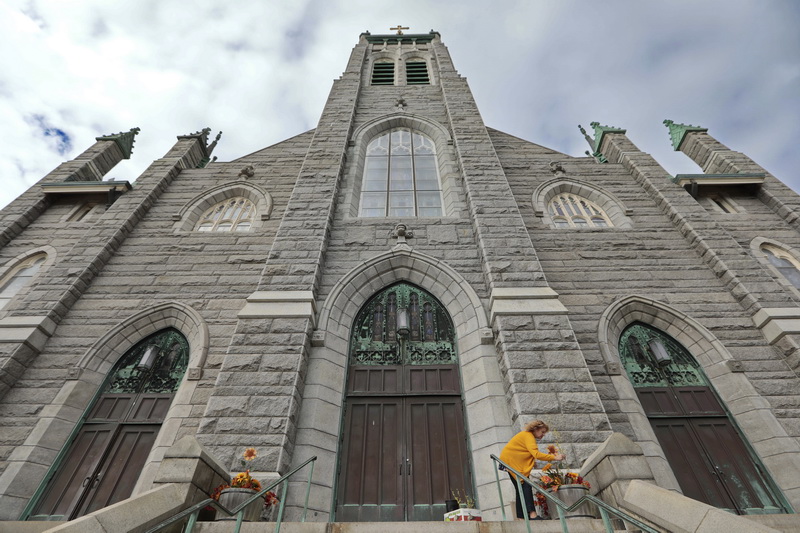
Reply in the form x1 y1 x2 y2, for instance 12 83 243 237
542 463 552 471
243 447 257 461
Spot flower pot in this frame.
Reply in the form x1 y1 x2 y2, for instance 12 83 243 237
217 488 262 521
548 484 595 519
197 507 216 521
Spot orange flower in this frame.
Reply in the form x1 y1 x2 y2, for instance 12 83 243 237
547 444 558 454
243 447 257 461
542 463 552 471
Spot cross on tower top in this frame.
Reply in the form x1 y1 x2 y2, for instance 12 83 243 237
390 25 409 35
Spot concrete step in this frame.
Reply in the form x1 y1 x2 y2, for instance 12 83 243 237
191 519 640 533
743 514 800 532
0 522 67 533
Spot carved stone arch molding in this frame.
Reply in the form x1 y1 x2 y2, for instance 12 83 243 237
291 248 512 520
533 177 633 229
345 114 464 218
0 302 210 520
598 295 800 509
172 180 273 232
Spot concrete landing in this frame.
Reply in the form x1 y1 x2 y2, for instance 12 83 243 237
191 520 637 533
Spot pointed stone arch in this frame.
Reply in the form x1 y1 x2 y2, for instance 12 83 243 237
2 301 210 519
291 248 512 520
597 295 800 508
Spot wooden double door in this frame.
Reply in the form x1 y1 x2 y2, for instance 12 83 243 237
336 364 472 521
639 386 786 514
30 393 173 520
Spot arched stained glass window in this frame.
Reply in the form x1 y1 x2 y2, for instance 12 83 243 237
351 283 455 365
619 322 706 388
360 128 443 217
0 253 47 310
195 197 254 232
761 245 800 289
548 194 612 228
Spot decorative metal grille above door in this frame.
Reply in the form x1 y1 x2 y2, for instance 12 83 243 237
28 328 189 521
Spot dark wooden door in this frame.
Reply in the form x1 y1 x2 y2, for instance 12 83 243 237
31 394 172 520
405 396 469 521
640 387 784 514
336 365 471 522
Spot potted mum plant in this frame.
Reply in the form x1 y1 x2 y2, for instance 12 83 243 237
535 444 594 519
210 448 279 522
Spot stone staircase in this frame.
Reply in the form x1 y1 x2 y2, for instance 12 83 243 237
189 521 644 533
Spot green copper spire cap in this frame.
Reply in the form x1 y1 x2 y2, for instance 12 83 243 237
663 119 708 151
96 127 141 159
589 122 626 152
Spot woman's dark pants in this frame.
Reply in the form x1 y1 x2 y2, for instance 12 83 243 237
508 473 535 519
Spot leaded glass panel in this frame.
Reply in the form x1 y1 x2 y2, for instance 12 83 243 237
359 128 443 217
350 283 456 365
103 329 189 394
619 322 706 388
547 193 613 228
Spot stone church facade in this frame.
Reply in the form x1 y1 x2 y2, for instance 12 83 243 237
1 30 800 527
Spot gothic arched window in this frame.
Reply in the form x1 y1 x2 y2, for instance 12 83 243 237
0 253 47 310
548 194 613 228
761 245 800 289
195 197 255 232
359 128 443 217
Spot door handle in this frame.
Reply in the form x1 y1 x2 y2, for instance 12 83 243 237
406 459 412 476
82 477 91 488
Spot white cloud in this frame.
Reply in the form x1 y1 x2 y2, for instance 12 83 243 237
0 0 798 210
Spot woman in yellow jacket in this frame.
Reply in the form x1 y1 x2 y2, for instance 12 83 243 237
500 420 565 520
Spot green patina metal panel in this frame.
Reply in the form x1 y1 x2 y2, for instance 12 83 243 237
350 283 456 365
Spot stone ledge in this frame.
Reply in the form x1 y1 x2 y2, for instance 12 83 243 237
752 308 800 344
238 291 316 325
623 479 780 533
489 287 568 323
0 315 56 351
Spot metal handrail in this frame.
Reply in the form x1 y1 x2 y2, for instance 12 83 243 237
490 454 659 533
145 455 317 533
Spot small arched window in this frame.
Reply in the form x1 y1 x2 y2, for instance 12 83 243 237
0 253 47 310
548 194 613 228
360 128 443 217
195 197 255 232
761 245 800 288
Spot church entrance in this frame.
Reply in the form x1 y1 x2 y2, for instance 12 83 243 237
335 283 473 521
27 329 188 521
620 323 788 514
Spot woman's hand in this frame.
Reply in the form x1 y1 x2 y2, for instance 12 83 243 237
553 453 566 461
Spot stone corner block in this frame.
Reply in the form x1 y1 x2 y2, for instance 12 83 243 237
488 287 568 323
0 315 55 351
752 308 800 344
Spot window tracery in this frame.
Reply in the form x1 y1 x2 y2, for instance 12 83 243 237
359 128 443 217
548 193 613 228
195 197 255 232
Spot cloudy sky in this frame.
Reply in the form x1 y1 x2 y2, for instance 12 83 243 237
1 1 798 209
